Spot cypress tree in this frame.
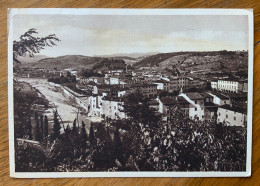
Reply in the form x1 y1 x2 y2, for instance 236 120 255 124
44 115 48 138
53 111 61 139
40 115 44 138
72 119 77 135
27 116 32 140
81 121 88 149
35 112 42 141
89 123 95 145
114 126 124 163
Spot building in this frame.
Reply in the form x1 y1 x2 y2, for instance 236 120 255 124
178 92 205 120
102 97 126 119
152 79 170 91
148 99 160 111
216 78 243 93
131 82 158 98
211 80 218 90
158 96 177 121
208 92 230 106
217 105 247 127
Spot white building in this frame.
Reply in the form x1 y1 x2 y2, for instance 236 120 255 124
102 98 126 119
208 92 230 106
88 95 103 117
211 81 218 90
179 93 205 121
217 79 242 93
217 105 247 127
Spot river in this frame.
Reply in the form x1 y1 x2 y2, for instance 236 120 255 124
18 78 93 132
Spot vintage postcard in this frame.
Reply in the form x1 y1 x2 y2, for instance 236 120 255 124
8 9 253 177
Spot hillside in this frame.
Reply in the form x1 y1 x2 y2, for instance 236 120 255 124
92 58 126 71
21 55 105 70
134 51 248 72
17 54 49 63
20 55 127 71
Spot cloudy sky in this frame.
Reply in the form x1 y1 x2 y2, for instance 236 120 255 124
13 14 248 57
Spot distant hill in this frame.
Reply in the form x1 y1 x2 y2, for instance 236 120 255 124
19 51 248 73
17 54 49 63
133 51 248 72
21 55 103 70
21 55 127 71
94 52 159 59
92 58 126 71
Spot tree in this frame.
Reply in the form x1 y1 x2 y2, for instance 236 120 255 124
89 123 95 145
80 121 88 149
44 115 48 138
53 111 61 138
34 112 42 141
27 116 32 140
40 115 44 138
13 28 60 63
72 119 78 135
114 126 124 163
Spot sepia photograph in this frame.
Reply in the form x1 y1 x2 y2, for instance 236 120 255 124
8 9 253 177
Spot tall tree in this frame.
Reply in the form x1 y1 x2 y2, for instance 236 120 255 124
27 116 32 140
40 115 44 138
34 112 42 141
114 126 124 163
13 28 60 63
44 115 48 138
53 111 61 139
72 119 78 135
89 123 95 145
80 121 88 149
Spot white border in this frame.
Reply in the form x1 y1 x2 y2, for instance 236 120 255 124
8 8 253 178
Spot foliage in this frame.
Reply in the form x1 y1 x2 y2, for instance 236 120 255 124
44 115 48 138
53 111 61 139
13 28 60 63
27 116 32 140
80 68 104 78
34 112 42 141
80 121 88 149
89 123 95 145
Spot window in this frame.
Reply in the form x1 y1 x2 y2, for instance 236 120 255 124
219 113 221 116
195 108 197 111
226 114 228 118
234 117 236 121
195 100 197 104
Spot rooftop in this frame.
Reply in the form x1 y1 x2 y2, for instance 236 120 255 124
185 92 204 100
160 96 177 106
209 92 229 99
219 104 247 114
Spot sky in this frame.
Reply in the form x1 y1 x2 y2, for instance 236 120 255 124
13 14 248 57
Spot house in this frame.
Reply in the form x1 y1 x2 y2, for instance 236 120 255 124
158 96 177 121
131 82 158 98
102 97 126 119
88 95 103 117
211 80 218 90
217 105 247 127
152 79 170 91
148 99 160 111
208 92 230 106
178 92 205 120
201 92 218 121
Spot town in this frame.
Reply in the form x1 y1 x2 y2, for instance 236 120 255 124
15 52 248 128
